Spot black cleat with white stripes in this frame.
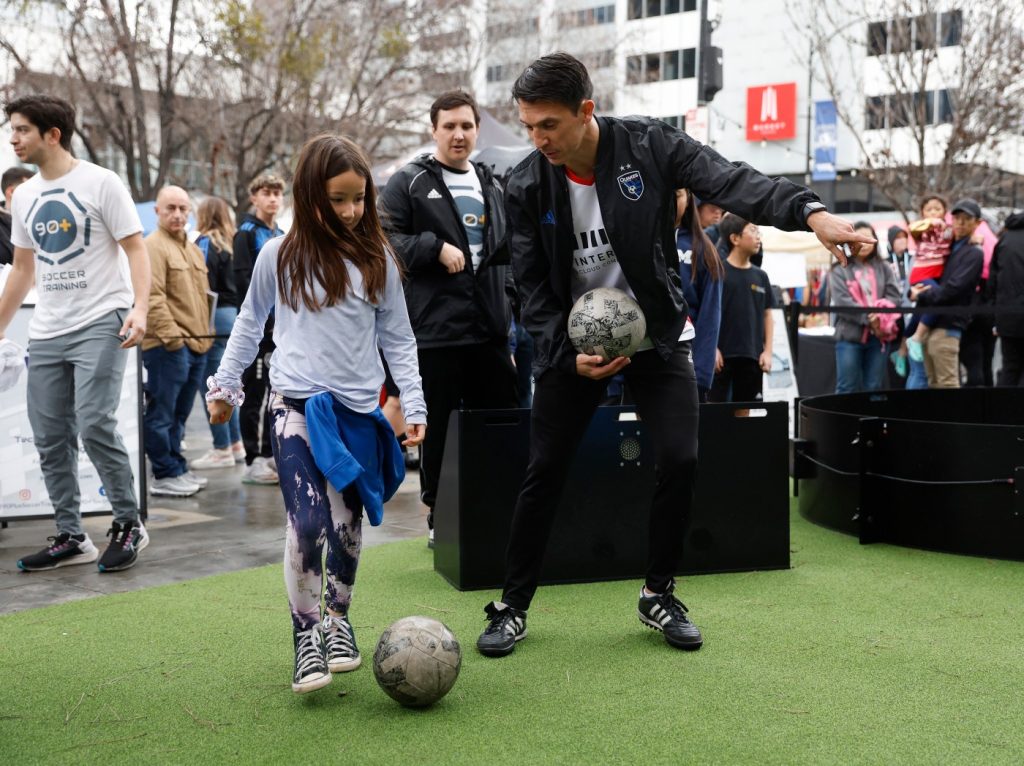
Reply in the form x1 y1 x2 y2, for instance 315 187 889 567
638 584 703 650
476 601 528 657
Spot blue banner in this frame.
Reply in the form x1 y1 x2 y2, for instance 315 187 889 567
812 100 837 182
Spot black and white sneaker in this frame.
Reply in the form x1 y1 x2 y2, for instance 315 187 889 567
322 613 361 672
637 584 703 650
476 601 527 657
97 521 150 573
292 625 331 694
17 533 98 571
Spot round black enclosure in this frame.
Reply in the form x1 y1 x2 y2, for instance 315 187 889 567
794 388 1024 560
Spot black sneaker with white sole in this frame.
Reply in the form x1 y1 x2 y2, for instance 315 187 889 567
322 613 361 673
476 601 527 657
98 521 150 573
638 585 703 650
292 625 331 694
17 533 98 571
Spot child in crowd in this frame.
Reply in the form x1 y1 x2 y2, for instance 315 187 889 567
710 213 775 403
206 135 426 694
905 195 952 362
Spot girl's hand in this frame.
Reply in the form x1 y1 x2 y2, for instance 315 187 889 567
403 423 426 447
208 399 234 425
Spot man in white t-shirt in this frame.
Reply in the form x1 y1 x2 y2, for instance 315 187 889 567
0 95 152 573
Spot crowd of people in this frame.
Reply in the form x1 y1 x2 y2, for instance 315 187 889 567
2 52 1022 694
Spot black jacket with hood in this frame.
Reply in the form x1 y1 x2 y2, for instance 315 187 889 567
505 115 822 376
379 155 514 349
989 212 1024 337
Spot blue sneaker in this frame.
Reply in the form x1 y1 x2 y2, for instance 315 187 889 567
906 338 924 363
890 351 908 378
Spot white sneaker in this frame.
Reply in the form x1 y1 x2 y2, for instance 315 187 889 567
149 475 201 497
231 442 245 464
243 457 279 485
183 470 209 489
191 448 235 470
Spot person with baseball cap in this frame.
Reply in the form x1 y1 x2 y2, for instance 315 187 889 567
909 197 985 387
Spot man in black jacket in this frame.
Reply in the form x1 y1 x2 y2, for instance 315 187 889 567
475 53 873 658
911 198 985 388
380 90 518 546
988 210 1024 385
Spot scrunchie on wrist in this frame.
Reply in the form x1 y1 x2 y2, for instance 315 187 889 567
205 375 245 407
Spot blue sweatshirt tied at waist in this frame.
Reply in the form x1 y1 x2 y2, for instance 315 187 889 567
303 392 403 526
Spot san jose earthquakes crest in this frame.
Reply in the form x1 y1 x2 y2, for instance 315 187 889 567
617 170 644 201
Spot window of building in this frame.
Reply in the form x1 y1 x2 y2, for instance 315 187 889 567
940 10 962 47
559 4 616 30
912 90 934 125
936 89 955 123
867 9 961 55
867 21 887 56
914 13 936 50
645 52 661 82
626 55 643 85
682 47 696 79
659 115 686 130
628 0 690 20
486 17 538 40
593 94 615 112
889 17 912 54
865 96 886 130
626 48 696 83
888 92 913 128
663 49 680 80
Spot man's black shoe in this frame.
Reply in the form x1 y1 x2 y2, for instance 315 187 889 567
638 585 703 650
476 601 527 657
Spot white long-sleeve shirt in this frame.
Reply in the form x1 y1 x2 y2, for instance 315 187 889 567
213 236 426 423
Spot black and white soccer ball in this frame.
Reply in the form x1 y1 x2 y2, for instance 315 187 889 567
372 616 461 707
567 287 647 361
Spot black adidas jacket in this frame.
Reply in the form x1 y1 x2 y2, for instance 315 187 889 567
379 155 514 349
505 115 822 376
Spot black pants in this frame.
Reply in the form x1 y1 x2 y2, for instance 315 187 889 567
709 356 763 402
960 317 996 387
998 336 1024 386
418 342 518 520
501 342 699 611
240 334 275 465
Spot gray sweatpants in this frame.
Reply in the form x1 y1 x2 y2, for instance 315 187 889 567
26 309 139 535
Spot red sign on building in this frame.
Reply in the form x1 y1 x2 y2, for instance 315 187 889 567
746 82 797 141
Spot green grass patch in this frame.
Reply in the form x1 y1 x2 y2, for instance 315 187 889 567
2 500 1023 765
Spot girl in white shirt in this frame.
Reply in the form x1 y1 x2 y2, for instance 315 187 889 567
207 134 426 694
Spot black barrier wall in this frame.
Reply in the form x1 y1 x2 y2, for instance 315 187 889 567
433 403 790 591
794 388 1024 560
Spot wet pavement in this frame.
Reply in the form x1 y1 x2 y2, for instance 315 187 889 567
0 409 429 615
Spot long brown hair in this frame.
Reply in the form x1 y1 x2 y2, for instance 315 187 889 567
277 134 393 311
677 189 724 282
196 196 236 253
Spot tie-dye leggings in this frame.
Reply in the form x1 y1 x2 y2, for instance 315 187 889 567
270 393 363 631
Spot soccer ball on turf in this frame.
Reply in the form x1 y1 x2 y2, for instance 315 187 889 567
567 287 647 361
372 616 462 707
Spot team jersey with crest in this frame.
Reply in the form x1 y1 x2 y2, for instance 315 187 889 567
566 169 694 344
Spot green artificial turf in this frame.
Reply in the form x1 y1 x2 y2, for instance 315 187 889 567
2 500 1023 766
